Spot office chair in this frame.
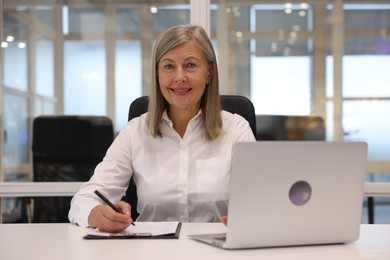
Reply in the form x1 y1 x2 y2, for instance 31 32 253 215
123 95 257 220
128 95 257 136
256 115 326 141
32 115 114 222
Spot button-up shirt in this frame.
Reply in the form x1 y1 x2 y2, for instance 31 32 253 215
68 110 255 227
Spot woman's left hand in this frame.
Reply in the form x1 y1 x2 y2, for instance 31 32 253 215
220 216 228 226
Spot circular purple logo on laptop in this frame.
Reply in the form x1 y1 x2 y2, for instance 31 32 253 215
289 180 312 206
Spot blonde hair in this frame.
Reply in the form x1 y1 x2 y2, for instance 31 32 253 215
147 24 222 140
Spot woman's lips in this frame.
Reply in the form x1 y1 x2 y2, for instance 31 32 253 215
170 88 191 94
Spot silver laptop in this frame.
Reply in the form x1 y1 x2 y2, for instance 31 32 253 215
189 141 368 249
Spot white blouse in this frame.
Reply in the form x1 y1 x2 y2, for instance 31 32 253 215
68 110 256 227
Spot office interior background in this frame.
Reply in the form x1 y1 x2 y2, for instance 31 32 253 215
0 0 389 223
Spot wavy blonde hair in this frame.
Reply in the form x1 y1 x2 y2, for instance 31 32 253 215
146 24 222 140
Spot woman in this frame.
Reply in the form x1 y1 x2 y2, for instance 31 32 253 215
68 24 255 232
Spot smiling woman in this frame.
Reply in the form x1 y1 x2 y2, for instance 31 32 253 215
68 24 256 232
2 1 390 226
157 41 211 137
149 24 221 140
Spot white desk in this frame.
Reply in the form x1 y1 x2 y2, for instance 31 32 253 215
0 181 389 197
0 182 84 197
0 223 389 260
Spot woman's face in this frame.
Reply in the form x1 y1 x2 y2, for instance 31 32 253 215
157 41 211 116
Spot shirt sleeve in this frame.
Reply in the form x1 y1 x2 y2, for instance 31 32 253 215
68 200 99 227
68 117 141 227
230 113 257 142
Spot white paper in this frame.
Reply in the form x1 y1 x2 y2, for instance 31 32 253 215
87 221 180 237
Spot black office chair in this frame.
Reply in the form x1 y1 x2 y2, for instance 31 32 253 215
32 115 114 222
256 115 326 141
128 95 257 136
123 95 257 220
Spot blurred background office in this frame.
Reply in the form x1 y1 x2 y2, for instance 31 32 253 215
0 0 389 223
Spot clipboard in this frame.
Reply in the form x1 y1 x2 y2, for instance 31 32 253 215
83 222 182 240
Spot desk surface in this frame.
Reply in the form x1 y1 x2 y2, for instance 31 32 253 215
0 223 389 260
1 181 389 197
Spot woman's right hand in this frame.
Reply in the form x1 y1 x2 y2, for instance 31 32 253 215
88 201 133 232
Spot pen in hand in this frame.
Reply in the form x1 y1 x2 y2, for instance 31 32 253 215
94 190 135 226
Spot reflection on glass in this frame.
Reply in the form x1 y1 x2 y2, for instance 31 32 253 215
343 100 390 161
326 101 334 141
327 6 390 98
35 97 56 116
44 100 56 115
3 15 28 91
327 56 390 98
36 6 55 29
64 41 106 115
36 39 55 97
344 4 390 32
4 94 29 166
251 56 311 115
210 3 313 111
327 100 390 161
343 56 390 97
1 1 388 177
67 7 105 35
115 41 142 131
152 8 190 32
253 5 312 57
35 98 43 116
116 8 141 33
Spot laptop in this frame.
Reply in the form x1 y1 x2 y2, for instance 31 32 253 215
189 141 368 249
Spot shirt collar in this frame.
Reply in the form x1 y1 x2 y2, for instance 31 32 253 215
161 109 203 128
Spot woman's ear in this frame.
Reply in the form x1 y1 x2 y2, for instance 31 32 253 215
206 76 211 85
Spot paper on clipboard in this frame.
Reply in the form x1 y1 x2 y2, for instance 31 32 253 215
85 221 181 239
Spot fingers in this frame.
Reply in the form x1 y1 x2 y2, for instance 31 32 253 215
116 201 136 226
220 216 228 226
116 201 132 217
100 205 132 232
88 204 132 232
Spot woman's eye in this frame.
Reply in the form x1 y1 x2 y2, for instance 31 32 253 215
187 63 196 68
163 64 174 70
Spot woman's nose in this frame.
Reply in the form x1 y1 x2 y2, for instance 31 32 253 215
174 67 186 83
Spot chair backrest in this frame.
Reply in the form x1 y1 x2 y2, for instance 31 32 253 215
128 95 257 136
256 115 326 141
32 115 114 222
124 95 257 220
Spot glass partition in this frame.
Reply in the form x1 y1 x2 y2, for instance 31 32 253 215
3 15 28 91
36 38 55 97
1 0 390 224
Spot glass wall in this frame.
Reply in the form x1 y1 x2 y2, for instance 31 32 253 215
209 1 390 161
1 0 390 223
63 2 190 130
2 8 32 187
0 0 193 223
327 4 390 160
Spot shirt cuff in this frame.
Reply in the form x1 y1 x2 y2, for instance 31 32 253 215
71 203 99 228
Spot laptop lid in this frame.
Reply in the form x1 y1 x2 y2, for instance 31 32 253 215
190 141 367 249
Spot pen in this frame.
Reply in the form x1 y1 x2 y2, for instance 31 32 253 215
94 190 135 226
